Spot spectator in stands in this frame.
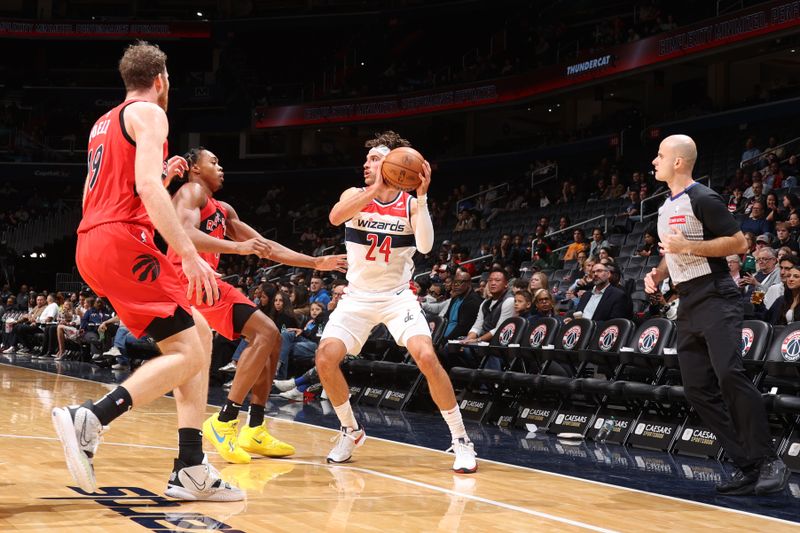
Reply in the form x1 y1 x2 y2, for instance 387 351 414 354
741 137 761 167
728 255 744 289
276 301 327 381
782 155 800 184
765 193 783 223
726 186 747 215
740 246 781 300
531 224 553 263
270 291 298 332
552 216 571 248
43 300 76 357
15 284 29 311
527 271 549 294
453 248 476 276
744 175 767 201
81 297 111 359
645 279 679 321
438 268 482 340
773 222 799 255
588 227 609 258
596 247 615 264
762 260 800 325
556 181 574 204
589 178 607 201
453 208 477 232
763 162 784 191
563 229 589 261
765 136 785 161
53 301 82 359
529 289 561 323
308 275 331 309
637 229 660 257
290 285 309 320
514 290 533 320
603 173 625 200
3 293 45 354
328 280 347 312
452 268 514 369
763 255 798 313
741 201 772 236
570 262 631 321
789 212 800 242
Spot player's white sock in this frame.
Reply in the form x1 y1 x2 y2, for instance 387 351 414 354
441 405 467 441
333 398 358 430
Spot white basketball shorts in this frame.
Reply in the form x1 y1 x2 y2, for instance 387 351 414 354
320 286 431 355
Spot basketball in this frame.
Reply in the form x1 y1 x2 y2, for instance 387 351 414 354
381 147 425 191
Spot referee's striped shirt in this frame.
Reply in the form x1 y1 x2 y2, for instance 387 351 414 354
656 182 741 284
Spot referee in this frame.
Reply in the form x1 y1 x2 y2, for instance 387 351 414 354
644 134 789 495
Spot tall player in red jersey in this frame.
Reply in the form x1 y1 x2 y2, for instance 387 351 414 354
51 42 243 501
167 147 346 464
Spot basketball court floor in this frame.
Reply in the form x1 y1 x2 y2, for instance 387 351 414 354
1 355 799 532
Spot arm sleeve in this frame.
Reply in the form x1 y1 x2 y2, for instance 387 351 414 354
489 298 516 336
469 302 486 336
692 188 741 237
413 197 434 254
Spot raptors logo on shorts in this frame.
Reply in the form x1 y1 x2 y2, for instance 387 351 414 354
132 254 161 282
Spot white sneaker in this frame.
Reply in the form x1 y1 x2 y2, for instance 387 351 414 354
447 438 477 474
51 401 104 492
327 427 366 464
103 347 121 357
222 379 233 390
1 346 12 354
165 455 245 501
218 361 237 373
279 388 304 402
273 378 295 392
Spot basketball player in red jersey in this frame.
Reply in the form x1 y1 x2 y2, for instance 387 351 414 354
168 147 347 464
317 131 477 472
51 42 243 501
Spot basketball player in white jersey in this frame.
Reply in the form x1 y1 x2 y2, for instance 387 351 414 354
316 131 477 473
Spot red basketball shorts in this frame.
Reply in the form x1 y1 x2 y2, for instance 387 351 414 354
76 222 192 338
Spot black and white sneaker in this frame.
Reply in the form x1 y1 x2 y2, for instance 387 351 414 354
51 400 103 493
165 456 245 501
755 457 791 495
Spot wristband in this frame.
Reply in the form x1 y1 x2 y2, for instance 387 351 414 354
417 194 428 208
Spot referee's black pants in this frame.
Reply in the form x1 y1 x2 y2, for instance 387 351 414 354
675 273 775 470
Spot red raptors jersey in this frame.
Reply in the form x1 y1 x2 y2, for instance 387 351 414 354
78 99 168 234
167 194 227 272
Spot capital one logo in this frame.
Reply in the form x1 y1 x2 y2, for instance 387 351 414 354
781 330 800 362
638 326 660 354
740 328 754 357
562 325 582 350
498 323 516 345
530 324 548 348
598 326 619 352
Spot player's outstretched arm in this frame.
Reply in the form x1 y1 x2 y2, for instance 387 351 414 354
174 187 268 257
127 102 219 305
222 201 346 271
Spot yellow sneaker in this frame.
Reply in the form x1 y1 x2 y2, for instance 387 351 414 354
202 413 251 464
238 424 296 457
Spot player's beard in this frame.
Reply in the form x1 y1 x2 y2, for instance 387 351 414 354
157 87 169 112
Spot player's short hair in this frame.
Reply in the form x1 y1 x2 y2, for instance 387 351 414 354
184 147 207 168
365 130 411 150
119 41 167 92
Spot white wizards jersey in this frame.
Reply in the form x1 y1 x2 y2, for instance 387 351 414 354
345 190 417 292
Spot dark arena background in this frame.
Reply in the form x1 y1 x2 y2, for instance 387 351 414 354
2 0 800 531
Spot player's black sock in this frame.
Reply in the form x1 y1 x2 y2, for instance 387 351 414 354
248 404 265 427
177 428 204 466
218 399 242 422
91 386 133 426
